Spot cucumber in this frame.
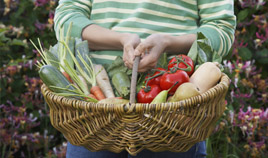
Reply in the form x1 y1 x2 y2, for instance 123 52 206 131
112 72 131 98
39 65 75 93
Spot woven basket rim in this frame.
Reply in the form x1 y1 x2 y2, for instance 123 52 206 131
41 73 230 113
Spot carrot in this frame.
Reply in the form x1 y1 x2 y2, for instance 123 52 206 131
62 71 73 83
94 64 115 98
90 86 106 100
88 93 97 99
115 97 123 99
85 93 97 100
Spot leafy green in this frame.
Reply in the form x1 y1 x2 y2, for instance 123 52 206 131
156 53 168 69
187 40 198 62
187 32 223 67
49 44 59 59
104 56 132 98
106 56 132 77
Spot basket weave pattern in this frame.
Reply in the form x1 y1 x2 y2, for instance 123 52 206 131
41 73 230 156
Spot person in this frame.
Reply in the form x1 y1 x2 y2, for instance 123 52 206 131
54 0 236 157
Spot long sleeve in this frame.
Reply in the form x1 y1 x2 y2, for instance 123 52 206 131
54 0 93 39
195 0 236 57
52 0 236 64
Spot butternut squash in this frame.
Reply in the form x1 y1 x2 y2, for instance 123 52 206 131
189 62 221 93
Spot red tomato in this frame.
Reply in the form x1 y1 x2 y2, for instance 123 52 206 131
160 70 189 95
145 68 166 86
168 54 194 76
137 85 162 103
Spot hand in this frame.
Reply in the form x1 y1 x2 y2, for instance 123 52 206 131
120 33 141 68
134 34 169 72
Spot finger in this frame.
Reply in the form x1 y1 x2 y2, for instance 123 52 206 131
124 59 133 68
123 45 135 65
139 47 162 68
125 62 133 69
139 52 158 67
123 50 128 62
128 47 135 65
138 66 150 72
141 52 149 58
138 57 150 69
138 64 155 72
134 43 150 57
138 57 156 72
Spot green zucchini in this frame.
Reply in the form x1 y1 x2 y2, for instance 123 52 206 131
112 72 131 98
39 65 75 93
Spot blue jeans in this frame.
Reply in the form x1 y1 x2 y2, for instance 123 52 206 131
66 141 206 158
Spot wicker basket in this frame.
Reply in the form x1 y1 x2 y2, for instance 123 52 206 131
41 69 230 156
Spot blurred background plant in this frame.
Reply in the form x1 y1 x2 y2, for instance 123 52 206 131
0 0 66 157
207 0 268 158
0 0 267 157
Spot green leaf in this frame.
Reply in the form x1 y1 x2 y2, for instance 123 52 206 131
198 41 213 61
238 47 252 61
0 32 10 43
107 56 128 77
0 80 6 99
32 110 40 118
255 48 268 64
136 73 146 92
249 25 257 37
187 40 198 63
157 53 168 69
237 9 249 22
26 102 34 110
10 39 27 47
197 32 207 39
46 51 60 68
212 51 223 63
49 44 59 59
223 47 234 60
197 48 208 64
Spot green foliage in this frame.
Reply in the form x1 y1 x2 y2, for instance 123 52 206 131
238 47 252 61
237 9 249 23
0 0 65 157
256 48 268 64
207 1 268 157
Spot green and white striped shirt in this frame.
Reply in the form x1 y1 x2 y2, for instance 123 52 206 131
54 0 236 65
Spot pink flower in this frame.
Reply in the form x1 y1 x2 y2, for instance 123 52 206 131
239 0 266 9
260 108 268 120
255 27 268 43
223 60 233 73
34 0 50 7
35 21 46 31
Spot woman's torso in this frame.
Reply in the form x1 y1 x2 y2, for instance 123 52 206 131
89 0 199 64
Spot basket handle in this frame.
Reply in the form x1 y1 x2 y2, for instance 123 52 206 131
129 56 141 103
